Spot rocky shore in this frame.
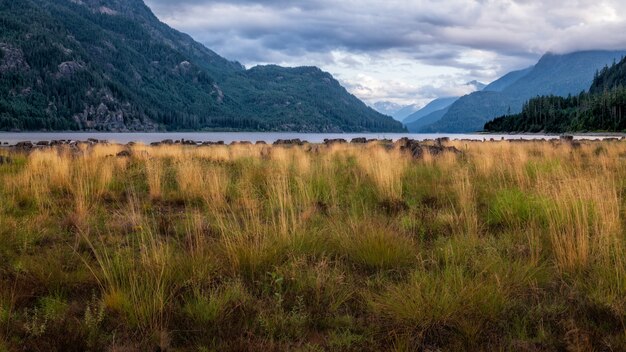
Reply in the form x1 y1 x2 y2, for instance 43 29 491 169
0 137 471 160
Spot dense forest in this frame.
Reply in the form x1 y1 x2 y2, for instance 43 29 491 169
485 57 626 133
0 0 404 132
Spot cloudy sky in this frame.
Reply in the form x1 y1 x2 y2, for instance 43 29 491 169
144 0 626 108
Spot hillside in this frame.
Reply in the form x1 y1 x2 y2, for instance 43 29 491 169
406 106 450 132
403 97 458 126
482 66 533 92
0 0 404 132
372 102 419 121
420 51 626 132
485 56 626 133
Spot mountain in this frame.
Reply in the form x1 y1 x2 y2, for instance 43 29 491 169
485 56 626 133
393 104 421 120
0 0 404 132
420 51 626 132
372 101 403 118
482 67 533 92
466 80 486 91
403 97 458 125
372 102 420 121
406 106 450 132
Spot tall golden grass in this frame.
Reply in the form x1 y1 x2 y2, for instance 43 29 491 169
1 140 626 350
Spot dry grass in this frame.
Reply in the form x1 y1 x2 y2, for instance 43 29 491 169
1 140 626 351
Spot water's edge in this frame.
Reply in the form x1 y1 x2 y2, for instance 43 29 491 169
0 132 621 146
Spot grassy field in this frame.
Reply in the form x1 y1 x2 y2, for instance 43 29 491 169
0 140 625 351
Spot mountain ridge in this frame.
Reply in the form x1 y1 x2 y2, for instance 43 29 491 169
419 50 626 132
484 56 626 133
0 0 404 132
403 97 458 126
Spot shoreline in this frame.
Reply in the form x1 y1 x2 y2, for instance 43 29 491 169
0 132 624 146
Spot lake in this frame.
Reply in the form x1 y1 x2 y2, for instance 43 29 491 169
0 132 617 145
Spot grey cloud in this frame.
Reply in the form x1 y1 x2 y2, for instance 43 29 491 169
143 0 626 103
146 0 626 62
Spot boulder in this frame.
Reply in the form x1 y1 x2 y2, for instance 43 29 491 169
350 137 367 144
274 139 306 146
435 137 450 145
14 141 33 151
395 138 460 159
36 141 50 146
200 141 226 146
323 138 347 145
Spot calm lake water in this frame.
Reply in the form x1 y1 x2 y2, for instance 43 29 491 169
0 132 617 145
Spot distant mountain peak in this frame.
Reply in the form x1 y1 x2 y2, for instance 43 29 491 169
466 80 486 91
372 102 420 121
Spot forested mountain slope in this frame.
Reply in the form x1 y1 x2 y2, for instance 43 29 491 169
420 51 626 132
485 56 626 133
0 0 404 132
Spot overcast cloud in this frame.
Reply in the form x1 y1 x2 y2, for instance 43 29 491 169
144 0 626 107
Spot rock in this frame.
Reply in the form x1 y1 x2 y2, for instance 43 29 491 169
274 139 306 146
150 142 162 146
394 137 412 149
181 139 197 145
350 137 367 144
395 138 460 158
256 141 267 145
14 141 34 151
0 44 30 73
435 137 449 146
426 144 461 157
323 138 347 145
57 61 84 77
560 135 574 142
36 141 50 146
201 141 225 146
161 139 174 145
116 150 132 157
